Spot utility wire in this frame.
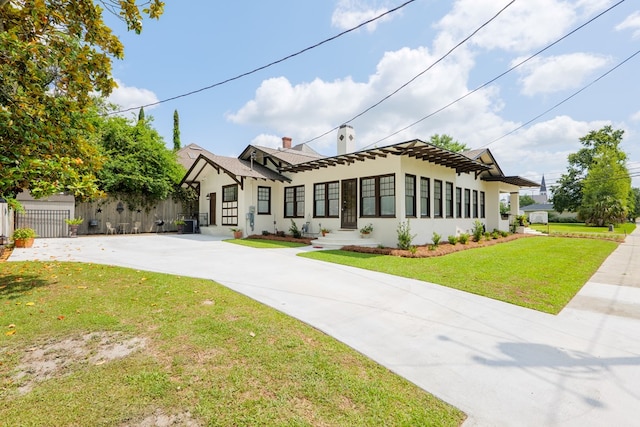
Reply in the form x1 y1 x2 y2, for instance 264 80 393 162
480 47 640 148
360 0 626 150
301 0 516 145
110 0 417 115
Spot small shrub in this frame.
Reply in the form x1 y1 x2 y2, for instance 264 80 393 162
408 245 418 255
458 233 470 244
397 220 416 250
447 235 457 245
432 232 441 247
262 230 270 236
472 220 484 242
276 230 285 237
500 230 509 238
289 219 301 238
484 232 491 240
491 231 500 239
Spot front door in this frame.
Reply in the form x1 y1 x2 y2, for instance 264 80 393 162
341 179 357 229
209 193 216 225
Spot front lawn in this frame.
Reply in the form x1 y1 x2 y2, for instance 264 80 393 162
529 222 636 237
300 237 618 314
0 262 464 426
227 238 309 249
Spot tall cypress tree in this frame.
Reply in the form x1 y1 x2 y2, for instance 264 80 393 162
173 109 181 151
138 106 145 123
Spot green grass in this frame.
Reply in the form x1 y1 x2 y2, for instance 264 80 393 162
300 237 618 314
0 262 464 426
227 238 308 249
529 222 636 237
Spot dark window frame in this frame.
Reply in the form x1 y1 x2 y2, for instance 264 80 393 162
405 174 416 218
445 181 454 218
313 181 339 218
222 184 238 226
284 185 305 218
360 174 396 218
456 187 462 218
434 179 443 218
420 177 430 218
257 186 271 215
464 189 471 218
473 190 479 218
480 191 486 218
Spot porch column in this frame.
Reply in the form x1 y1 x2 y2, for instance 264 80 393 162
509 192 519 216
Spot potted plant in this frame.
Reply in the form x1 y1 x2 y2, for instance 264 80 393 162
12 227 37 248
230 227 243 239
175 219 186 234
320 227 330 237
65 217 83 238
360 223 373 238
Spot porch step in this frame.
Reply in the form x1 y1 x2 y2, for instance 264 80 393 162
523 227 545 235
310 229 381 249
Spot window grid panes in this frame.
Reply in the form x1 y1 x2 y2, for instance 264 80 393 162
433 180 443 218
480 191 486 218
314 182 339 218
456 187 462 218
464 189 471 218
445 182 453 218
405 175 416 217
257 186 271 215
420 177 430 217
222 184 238 225
473 190 479 218
284 185 304 218
361 174 395 217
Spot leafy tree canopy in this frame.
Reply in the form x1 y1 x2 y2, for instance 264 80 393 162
552 126 631 224
519 195 535 207
97 115 185 211
429 134 469 153
0 0 164 204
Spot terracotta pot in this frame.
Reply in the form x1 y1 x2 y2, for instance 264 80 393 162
233 231 243 239
14 238 34 248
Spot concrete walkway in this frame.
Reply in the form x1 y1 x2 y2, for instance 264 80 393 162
8 228 640 426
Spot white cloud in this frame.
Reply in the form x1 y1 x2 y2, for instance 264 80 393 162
107 79 159 117
631 111 640 122
331 0 394 32
616 11 640 39
514 53 610 96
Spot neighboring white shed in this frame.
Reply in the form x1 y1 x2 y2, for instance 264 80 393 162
529 211 548 224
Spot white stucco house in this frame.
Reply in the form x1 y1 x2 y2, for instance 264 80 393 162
180 126 538 247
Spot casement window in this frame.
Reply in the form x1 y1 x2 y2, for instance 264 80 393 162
222 184 238 226
284 185 304 218
314 181 339 217
434 180 443 218
257 186 271 215
473 190 479 218
405 174 416 217
456 187 462 218
445 182 454 218
464 189 471 218
480 191 486 218
361 174 395 217
420 177 430 217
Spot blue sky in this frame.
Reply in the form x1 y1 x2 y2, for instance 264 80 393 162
104 0 640 191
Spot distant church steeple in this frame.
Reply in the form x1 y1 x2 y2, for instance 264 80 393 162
532 174 548 204
540 175 547 196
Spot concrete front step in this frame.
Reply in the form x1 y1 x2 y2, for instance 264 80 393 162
311 229 381 249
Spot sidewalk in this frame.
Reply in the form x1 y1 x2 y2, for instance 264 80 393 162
7 229 640 426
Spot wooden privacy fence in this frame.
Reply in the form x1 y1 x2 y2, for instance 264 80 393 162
74 197 185 235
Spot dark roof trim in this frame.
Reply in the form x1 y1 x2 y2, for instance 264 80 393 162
280 140 491 174
481 176 540 187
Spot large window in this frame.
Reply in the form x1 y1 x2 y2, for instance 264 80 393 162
473 190 479 218
456 187 462 218
445 182 454 218
434 180 443 218
420 177 430 217
257 186 271 215
361 174 395 217
405 174 416 217
222 184 238 225
464 189 471 218
284 185 304 218
480 191 486 218
314 182 339 217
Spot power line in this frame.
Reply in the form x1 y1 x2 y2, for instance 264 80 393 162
301 0 516 146
480 46 640 148
359 0 626 150
109 0 417 115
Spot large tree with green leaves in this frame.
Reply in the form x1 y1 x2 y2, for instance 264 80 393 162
552 126 631 225
97 115 184 210
429 134 469 153
0 0 164 203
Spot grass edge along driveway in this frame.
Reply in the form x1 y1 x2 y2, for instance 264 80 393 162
0 261 465 426
299 236 619 314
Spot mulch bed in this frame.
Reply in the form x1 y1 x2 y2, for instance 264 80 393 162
247 232 533 258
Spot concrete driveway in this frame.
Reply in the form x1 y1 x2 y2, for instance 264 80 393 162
8 229 640 426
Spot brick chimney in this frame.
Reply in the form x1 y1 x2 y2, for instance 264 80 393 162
282 137 292 149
